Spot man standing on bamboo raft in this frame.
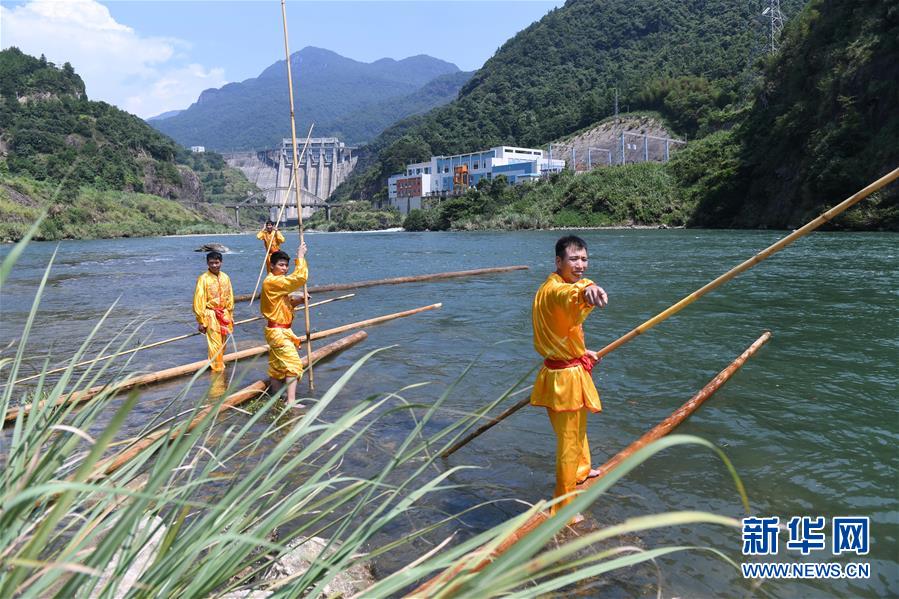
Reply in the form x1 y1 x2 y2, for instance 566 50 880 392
531 235 608 523
261 242 309 405
257 220 286 273
193 250 235 373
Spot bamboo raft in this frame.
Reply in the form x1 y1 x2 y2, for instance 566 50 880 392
12 294 355 385
93 331 368 477
5 303 441 424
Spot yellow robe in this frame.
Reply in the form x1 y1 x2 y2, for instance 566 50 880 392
260 257 308 380
530 272 601 514
530 273 601 412
257 229 285 253
257 229 285 273
192 271 234 372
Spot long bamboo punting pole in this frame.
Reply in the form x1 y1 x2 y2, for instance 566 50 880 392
413 331 771 598
440 168 899 457
280 0 315 393
5 303 441 424
10 294 354 386
248 124 315 310
94 331 367 477
234 265 529 303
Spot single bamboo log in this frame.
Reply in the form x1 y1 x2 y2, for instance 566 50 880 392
94 331 367 477
412 332 771 597
439 167 899 457
11 294 354 386
307 302 441 340
5 303 440 424
233 265 529 303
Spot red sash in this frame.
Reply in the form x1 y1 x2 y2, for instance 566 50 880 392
267 320 292 329
543 354 599 374
212 307 232 335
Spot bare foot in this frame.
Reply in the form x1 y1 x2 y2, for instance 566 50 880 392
577 467 602 484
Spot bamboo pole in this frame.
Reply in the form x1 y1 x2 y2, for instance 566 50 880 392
94 331 368 477
412 331 771 597
307 302 440 339
10 294 354 386
5 302 441 424
234 265 529 303
280 0 315 393
440 168 899 456
248 124 314 310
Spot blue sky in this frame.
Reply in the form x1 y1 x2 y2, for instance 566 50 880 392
1 0 563 118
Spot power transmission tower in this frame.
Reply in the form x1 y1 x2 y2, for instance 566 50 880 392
740 0 786 100
761 0 784 54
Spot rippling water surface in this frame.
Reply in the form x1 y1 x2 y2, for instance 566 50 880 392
1 229 897 597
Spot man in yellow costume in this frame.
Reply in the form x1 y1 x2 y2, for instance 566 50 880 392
257 220 286 273
193 250 234 372
261 242 308 405
531 235 609 522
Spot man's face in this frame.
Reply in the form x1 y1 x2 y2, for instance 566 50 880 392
555 245 588 283
265 222 274 232
273 258 289 275
207 258 222 275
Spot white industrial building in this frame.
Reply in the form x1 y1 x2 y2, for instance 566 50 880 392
387 146 564 214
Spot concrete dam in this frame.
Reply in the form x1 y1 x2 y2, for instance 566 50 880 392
224 137 357 223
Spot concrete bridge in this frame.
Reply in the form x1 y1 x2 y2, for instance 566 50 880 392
191 196 344 228
223 137 356 224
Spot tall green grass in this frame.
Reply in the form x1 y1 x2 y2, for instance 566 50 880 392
1 229 747 597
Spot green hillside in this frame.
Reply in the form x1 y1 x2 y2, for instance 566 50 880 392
340 0 898 231
150 47 462 150
684 0 899 228
0 48 250 241
329 70 472 145
336 0 802 202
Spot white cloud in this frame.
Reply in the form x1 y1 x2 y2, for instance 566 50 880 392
0 0 227 118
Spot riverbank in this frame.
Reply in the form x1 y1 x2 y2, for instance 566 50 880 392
0 173 237 242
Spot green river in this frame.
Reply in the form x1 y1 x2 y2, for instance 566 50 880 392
1 229 896 597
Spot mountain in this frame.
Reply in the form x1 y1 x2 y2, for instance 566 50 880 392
334 0 806 203
0 48 250 241
329 70 473 147
147 109 183 121
150 47 462 150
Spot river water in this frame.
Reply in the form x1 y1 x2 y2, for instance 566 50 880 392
1 229 897 597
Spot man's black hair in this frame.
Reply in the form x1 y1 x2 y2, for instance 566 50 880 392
555 235 587 259
265 219 275 226
270 250 290 266
206 251 223 262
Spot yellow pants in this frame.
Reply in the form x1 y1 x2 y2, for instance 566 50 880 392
264 327 304 380
209 370 227 399
203 309 231 372
547 407 592 514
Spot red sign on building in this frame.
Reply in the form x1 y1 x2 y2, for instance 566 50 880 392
397 177 422 198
